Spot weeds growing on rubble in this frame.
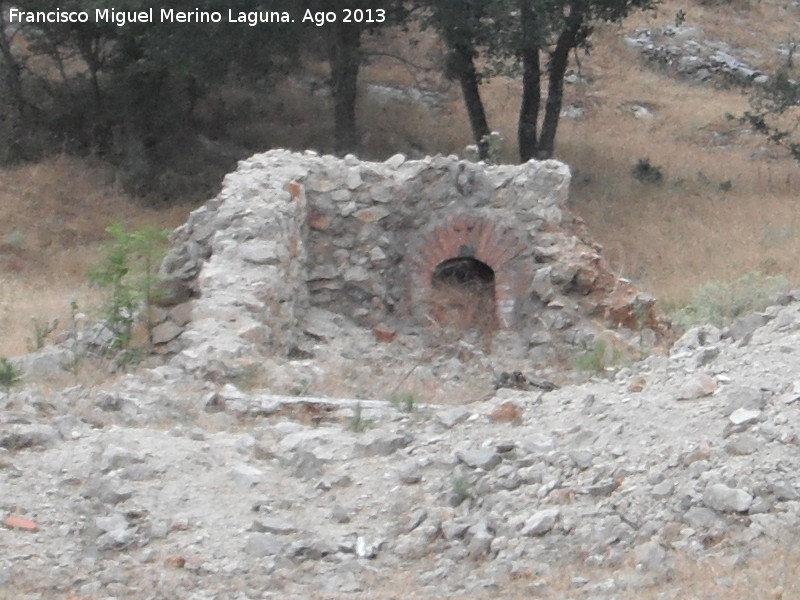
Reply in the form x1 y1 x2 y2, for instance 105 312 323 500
349 401 373 433
0 357 22 392
670 271 788 331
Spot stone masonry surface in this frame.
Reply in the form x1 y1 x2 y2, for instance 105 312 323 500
155 149 665 388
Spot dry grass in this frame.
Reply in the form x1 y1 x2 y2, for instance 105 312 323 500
0 155 190 357
3 536 799 599
299 538 800 600
557 5 800 306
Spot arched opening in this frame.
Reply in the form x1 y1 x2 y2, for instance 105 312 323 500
428 257 498 334
433 257 495 287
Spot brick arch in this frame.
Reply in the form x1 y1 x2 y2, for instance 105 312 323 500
410 214 531 328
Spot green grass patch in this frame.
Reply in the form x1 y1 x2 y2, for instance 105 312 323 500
572 339 621 373
670 271 788 331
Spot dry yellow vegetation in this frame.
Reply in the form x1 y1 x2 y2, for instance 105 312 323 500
0 156 189 356
305 540 800 599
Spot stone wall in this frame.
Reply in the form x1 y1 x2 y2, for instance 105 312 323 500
158 149 667 375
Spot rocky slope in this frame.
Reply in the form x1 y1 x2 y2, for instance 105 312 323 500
4 289 800 598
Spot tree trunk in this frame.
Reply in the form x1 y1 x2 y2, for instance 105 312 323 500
450 42 490 160
330 21 361 155
537 12 583 159
517 0 541 162
0 4 28 115
76 34 104 109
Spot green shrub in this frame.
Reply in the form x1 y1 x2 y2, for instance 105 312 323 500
63 300 83 375
483 131 504 164
89 223 170 355
670 271 789 330
573 339 620 372
632 157 664 184
449 474 471 507
26 317 58 352
0 358 22 392
391 392 416 413
348 401 373 432
464 131 505 164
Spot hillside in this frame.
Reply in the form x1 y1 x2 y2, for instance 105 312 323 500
6 2 800 597
4 147 800 599
2 0 800 357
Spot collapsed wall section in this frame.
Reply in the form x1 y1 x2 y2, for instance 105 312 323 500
158 149 666 376
159 152 313 373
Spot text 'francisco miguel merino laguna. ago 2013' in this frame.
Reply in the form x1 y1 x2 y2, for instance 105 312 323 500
7 7 389 27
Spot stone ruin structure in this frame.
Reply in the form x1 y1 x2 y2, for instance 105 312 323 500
155 149 666 379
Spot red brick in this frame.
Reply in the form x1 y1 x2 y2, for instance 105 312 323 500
475 225 499 263
489 236 524 267
413 215 533 330
285 180 303 201
308 212 332 231
428 230 450 261
373 325 397 343
438 228 459 257
3 514 39 531
451 216 468 232
165 554 187 568
491 402 522 423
